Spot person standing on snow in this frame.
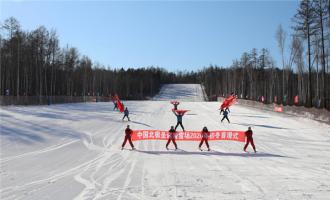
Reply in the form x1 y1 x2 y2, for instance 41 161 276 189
113 100 118 110
199 126 210 151
122 107 130 121
173 110 185 131
243 127 256 153
221 109 230 123
121 125 135 150
166 126 178 150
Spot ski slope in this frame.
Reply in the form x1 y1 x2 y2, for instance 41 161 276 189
153 84 205 101
1 84 330 200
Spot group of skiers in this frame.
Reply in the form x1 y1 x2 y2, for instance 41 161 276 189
121 99 257 153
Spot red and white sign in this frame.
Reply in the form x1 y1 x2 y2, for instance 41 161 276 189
294 95 299 104
131 130 245 142
274 105 283 112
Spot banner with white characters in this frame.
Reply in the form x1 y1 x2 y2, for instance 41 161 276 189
131 130 245 142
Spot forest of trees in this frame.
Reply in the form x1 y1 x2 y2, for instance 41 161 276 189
198 0 330 110
0 0 329 109
0 17 174 100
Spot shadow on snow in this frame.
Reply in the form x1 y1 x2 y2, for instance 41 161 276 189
135 149 290 158
231 122 288 130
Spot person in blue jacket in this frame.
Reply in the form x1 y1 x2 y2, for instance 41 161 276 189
173 110 185 131
221 109 230 123
122 107 130 121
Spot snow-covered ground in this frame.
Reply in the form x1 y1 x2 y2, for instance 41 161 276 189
1 84 330 200
153 84 205 101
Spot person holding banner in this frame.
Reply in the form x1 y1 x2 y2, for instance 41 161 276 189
221 109 230 123
243 127 256 153
166 126 178 150
173 110 185 131
122 107 130 121
199 126 210 151
121 125 135 150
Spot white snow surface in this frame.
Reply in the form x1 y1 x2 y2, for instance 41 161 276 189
153 84 205 101
1 84 330 200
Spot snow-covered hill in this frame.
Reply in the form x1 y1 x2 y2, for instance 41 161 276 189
153 84 205 101
1 84 330 200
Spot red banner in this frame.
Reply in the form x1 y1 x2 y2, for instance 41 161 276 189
131 130 245 142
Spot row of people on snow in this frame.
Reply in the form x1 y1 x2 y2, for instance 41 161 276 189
120 106 230 125
116 100 231 125
122 125 257 153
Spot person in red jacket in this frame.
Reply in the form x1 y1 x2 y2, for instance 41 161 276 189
199 126 210 151
166 126 178 150
121 125 135 150
243 127 256 153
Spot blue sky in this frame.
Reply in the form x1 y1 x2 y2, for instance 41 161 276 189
1 0 299 71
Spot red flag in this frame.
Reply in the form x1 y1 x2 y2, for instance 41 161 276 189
115 94 125 112
173 109 189 115
220 95 236 109
118 102 124 112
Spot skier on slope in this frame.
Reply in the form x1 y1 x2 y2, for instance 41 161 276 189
166 126 178 150
199 126 210 151
121 125 135 150
221 109 230 123
122 107 130 121
173 110 185 131
243 127 257 153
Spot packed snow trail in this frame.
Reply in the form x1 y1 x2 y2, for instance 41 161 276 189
153 84 205 101
1 85 330 199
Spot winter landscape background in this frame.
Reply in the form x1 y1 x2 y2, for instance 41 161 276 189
1 1 330 199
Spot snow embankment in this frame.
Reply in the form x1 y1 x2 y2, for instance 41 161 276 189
153 84 206 102
219 97 330 125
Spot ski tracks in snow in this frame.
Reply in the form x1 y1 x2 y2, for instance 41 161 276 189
1 97 330 199
72 104 154 200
